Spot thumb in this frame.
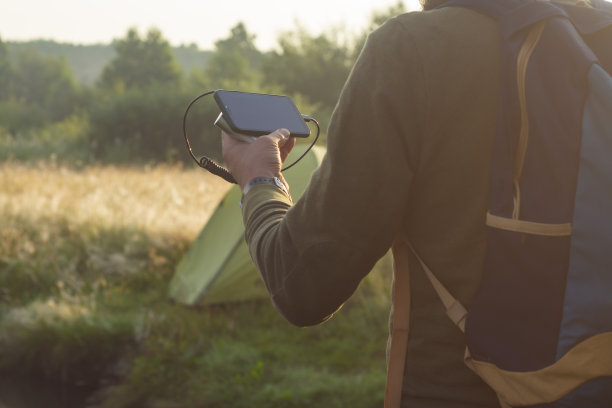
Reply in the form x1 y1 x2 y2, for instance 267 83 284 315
268 128 291 146
279 134 296 163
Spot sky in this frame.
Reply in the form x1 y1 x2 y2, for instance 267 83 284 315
0 0 422 51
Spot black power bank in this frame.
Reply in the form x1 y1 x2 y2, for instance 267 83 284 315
214 90 310 138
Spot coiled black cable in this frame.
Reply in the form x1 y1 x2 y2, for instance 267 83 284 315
182 90 320 184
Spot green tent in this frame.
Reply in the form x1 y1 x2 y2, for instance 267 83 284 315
168 144 326 305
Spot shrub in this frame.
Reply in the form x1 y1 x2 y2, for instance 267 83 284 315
0 114 90 163
88 84 220 163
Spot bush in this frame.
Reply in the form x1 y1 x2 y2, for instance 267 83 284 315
4 49 83 129
0 114 90 163
0 99 48 132
88 84 221 163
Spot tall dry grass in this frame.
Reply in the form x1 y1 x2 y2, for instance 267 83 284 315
0 161 230 238
0 160 235 328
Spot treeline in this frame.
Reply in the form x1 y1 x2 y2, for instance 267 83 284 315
5 40 211 84
0 2 405 164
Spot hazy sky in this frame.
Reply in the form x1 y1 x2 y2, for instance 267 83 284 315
0 0 422 50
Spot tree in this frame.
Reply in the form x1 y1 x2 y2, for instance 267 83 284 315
204 22 262 86
262 27 354 111
214 22 260 64
100 28 180 91
0 36 12 100
1 49 81 129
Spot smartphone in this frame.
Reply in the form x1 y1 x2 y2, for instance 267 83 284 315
213 90 311 138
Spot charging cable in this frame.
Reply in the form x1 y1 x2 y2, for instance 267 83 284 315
182 90 320 184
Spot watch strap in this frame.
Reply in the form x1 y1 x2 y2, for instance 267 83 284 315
241 176 289 206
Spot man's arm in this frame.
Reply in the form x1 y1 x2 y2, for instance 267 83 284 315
225 17 426 326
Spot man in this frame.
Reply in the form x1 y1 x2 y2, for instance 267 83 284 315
222 1 612 407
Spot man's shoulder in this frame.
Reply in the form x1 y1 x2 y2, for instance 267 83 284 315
361 6 499 86
371 6 498 48
364 6 499 68
390 6 495 32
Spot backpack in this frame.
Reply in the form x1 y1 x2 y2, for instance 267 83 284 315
385 1 612 407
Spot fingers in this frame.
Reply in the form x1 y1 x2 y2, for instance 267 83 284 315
265 128 291 146
279 135 296 163
221 131 242 166
262 128 294 163
221 128 294 188
226 128 289 148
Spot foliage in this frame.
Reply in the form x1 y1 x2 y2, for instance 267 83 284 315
10 51 79 116
99 28 181 91
86 21 328 164
0 99 47 133
171 43 212 77
262 27 354 112
0 114 90 163
0 46 83 131
6 40 115 85
87 28 222 164
88 83 222 163
1 3 409 163
204 22 263 86
6 40 212 85
0 36 11 100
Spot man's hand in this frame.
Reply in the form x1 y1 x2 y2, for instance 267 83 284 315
222 128 296 190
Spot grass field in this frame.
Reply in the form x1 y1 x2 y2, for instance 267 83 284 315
0 160 392 407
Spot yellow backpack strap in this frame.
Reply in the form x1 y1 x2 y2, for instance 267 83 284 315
385 238 468 407
385 238 412 408
406 240 513 408
387 239 511 407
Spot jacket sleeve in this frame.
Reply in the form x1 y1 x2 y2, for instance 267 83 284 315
241 17 427 327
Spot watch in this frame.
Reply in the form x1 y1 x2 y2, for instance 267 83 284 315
241 176 289 203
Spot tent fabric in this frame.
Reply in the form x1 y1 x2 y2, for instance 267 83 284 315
168 144 326 305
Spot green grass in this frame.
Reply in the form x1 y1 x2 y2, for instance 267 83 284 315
0 161 392 407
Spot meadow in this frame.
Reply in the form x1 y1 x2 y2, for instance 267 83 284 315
0 5 409 405
0 158 392 407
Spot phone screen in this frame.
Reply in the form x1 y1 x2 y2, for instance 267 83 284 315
214 90 310 138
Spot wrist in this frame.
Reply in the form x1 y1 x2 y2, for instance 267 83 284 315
235 171 279 190
241 176 290 208
242 176 288 196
